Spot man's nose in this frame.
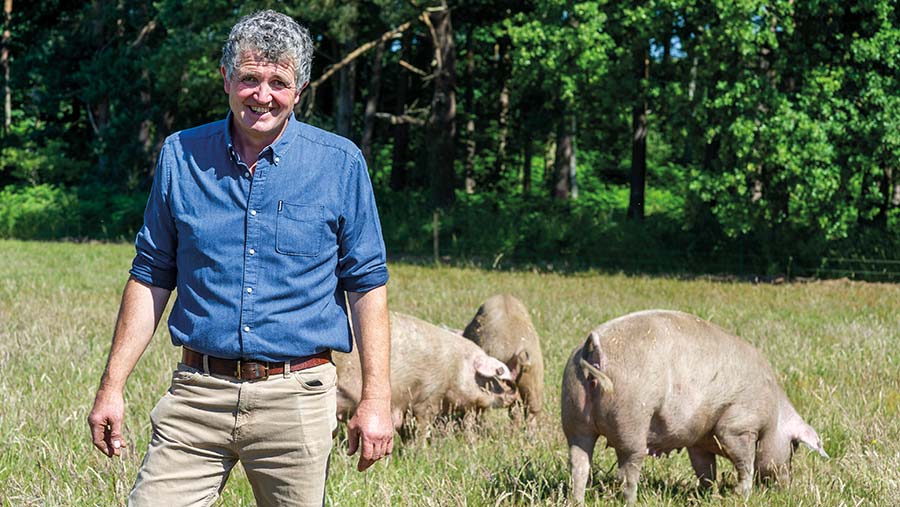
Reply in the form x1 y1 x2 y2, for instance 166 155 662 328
253 82 273 103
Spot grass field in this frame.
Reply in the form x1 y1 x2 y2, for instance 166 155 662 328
0 239 898 506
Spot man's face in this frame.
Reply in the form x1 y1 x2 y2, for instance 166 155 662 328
222 52 305 148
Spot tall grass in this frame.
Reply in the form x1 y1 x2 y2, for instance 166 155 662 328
0 239 897 506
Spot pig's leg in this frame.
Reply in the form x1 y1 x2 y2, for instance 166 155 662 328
410 402 439 435
508 402 525 426
716 431 757 499
687 447 717 489
462 408 483 430
391 407 405 431
615 448 646 505
567 433 598 505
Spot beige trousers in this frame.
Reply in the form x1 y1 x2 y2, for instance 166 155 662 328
128 361 338 507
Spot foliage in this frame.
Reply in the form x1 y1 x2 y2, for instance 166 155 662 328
0 118 90 186
0 0 898 276
0 184 79 239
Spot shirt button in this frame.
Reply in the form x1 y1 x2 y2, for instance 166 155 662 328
244 172 250 178
246 287 253 294
249 248 256 255
274 156 280 164
243 326 250 332
250 209 257 216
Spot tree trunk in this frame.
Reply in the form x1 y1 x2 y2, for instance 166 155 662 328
89 0 110 134
681 55 699 165
463 26 476 194
570 115 577 199
426 4 457 207
553 111 575 200
1 0 11 134
361 40 384 169
627 43 649 220
893 174 900 208
753 11 784 219
336 38 357 140
389 32 411 191
138 69 155 177
89 0 110 176
493 35 511 184
522 136 532 194
872 162 894 228
544 132 556 192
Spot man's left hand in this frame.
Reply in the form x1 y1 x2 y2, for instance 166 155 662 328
347 397 394 471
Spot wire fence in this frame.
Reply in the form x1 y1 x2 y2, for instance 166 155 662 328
390 246 900 283
794 257 900 282
384 210 900 283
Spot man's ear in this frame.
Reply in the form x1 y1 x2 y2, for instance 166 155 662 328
221 66 231 94
295 81 309 105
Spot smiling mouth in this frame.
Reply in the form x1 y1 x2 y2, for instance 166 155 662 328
249 106 273 114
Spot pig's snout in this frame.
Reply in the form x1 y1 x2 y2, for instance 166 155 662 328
479 376 518 408
480 376 516 395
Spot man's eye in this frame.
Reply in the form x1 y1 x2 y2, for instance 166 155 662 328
241 76 258 85
272 80 288 89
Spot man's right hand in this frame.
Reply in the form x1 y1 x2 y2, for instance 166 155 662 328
88 388 127 458
87 277 170 459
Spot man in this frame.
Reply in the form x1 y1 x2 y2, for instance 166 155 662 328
87 10 393 507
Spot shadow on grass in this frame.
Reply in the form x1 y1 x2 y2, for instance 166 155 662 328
574 462 741 506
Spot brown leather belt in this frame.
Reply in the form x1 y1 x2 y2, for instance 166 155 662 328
182 347 332 381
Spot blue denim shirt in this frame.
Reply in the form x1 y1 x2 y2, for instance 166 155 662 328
130 113 389 362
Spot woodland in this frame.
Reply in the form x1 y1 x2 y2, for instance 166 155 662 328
1 1 898 279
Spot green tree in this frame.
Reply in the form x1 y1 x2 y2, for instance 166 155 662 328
507 1 613 199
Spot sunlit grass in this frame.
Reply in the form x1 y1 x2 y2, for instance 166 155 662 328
0 239 897 506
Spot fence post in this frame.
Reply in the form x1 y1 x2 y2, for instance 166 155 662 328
433 209 440 264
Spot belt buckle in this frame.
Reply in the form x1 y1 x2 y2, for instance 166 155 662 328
237 360 269 380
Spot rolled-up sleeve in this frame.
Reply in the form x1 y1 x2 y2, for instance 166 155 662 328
130 141 178 290
337 151 389 292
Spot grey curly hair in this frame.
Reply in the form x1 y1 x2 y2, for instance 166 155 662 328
221 10 314 88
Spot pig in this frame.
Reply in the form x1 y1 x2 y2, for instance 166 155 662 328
463 294 545 420
561 310 828 505
335 311 518 431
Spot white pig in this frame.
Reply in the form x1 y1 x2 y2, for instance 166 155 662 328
463 294 545 420
336 311 517 431
561 310 828 505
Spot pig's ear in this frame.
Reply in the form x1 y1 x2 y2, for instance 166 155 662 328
474 355 514 381
517 348 532 368
793 424 829 459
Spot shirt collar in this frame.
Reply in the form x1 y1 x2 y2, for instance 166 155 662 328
223 111 301 167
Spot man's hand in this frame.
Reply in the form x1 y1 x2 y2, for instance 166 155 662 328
347 397 394 471
88 387 127 458
346 286 392 471
87 277 170 458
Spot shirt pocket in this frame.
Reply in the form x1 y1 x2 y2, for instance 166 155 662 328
275 202 325 257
